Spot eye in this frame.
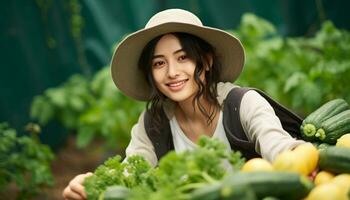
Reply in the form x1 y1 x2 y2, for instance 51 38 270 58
178 54 188 61
152 60 165 68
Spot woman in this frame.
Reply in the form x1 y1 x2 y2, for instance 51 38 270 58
63 8 306 200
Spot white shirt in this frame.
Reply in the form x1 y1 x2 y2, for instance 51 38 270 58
170 111 232 153
125 82 306 167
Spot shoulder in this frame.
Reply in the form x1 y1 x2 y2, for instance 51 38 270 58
242 90 270 105
241 90 274 113
239 90 277 126
222 88 273 117
221 86 268 107
131 110 147 135
217 82 240 105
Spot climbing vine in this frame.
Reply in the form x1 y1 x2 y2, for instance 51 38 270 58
34 0 91 76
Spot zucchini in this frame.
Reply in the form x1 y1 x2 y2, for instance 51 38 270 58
315 109 350 144
222 172 313 200
300 98 349 141
190 182 257 200
318 146 350 174
262 197 280 200
220 184 257 200
316 143 330 151
100 185 130 200
189 182 222 200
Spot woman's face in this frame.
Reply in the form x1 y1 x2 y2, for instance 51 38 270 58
151 34 204 103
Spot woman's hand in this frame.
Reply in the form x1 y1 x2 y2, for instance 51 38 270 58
62 172 93 200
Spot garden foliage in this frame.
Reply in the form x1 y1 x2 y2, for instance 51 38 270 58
0 123 54 199
30 68 144 149
30 13 350 149
234 14 350 115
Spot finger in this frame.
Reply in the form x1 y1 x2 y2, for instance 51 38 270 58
75 172 93 184
69 181 86 198
69 173 93 199
63 186 84 200
86 172 93 176
75 174 88 184
81 172 93 198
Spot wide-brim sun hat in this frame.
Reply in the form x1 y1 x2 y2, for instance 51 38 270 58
111 8 245 101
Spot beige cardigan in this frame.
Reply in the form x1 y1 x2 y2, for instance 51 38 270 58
125 82 305 167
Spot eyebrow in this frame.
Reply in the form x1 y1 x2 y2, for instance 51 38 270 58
152 48 184 59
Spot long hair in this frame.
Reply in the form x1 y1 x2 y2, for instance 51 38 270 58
138 32 222 132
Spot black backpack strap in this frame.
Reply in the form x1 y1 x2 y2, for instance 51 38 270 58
223 87 303 159
223 87 260 159
144 108 174 161
252 88 303 139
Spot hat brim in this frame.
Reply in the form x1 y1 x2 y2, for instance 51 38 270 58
111 22 245 101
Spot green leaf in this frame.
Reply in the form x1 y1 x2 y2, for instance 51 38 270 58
0 122 54 198
69 96 86 111
30 96 55 125
46 88 67 107
76 126 95 148
283 72 307 93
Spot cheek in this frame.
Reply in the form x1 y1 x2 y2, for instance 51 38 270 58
152 69 163 86
188 62 198 78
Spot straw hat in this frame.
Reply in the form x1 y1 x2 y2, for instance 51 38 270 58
111 8 245 101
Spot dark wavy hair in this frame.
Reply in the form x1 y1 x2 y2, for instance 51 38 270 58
138 32 222 131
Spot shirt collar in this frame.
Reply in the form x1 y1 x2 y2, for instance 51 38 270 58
163 82 238 119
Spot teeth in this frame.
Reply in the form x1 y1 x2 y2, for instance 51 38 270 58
169 81 184 87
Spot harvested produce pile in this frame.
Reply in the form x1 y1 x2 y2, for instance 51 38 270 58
84 98 350 200
84 137 246 200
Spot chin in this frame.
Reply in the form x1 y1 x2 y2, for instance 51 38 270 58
158 83 198 102
165 92 196 103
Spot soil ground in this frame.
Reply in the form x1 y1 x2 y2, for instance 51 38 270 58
41 136 108 200
1 135 121 200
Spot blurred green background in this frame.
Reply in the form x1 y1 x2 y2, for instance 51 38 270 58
1 1 350 199
1 0 350 150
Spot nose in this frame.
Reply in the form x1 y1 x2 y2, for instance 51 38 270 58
167 61 179 78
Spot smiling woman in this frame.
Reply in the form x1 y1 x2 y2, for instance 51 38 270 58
150 34 200 101
143 33 220 142
63 8 310 200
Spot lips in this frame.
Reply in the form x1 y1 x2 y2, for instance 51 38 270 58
166 79 188 91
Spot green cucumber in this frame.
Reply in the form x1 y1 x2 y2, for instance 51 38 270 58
316 109 350 144
318 146 350 174
189 182 222 200
316 143 330 151
223 172 313 200
100 185 130 200
300 98 349 141
190 182 257 200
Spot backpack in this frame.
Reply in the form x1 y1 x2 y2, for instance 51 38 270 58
144 87 303 160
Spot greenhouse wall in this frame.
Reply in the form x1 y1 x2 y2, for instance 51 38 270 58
1 0 349 149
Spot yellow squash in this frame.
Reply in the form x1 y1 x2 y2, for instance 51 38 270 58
305 183 347 200
272 150 308 175
314 171 335 186
241 158 273 172
293 143 319 174
336 133 350 148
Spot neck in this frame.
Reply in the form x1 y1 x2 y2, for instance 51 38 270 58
176 96 217 123
175 96 220 139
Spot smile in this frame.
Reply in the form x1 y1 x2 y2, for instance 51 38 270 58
166 79 188 91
